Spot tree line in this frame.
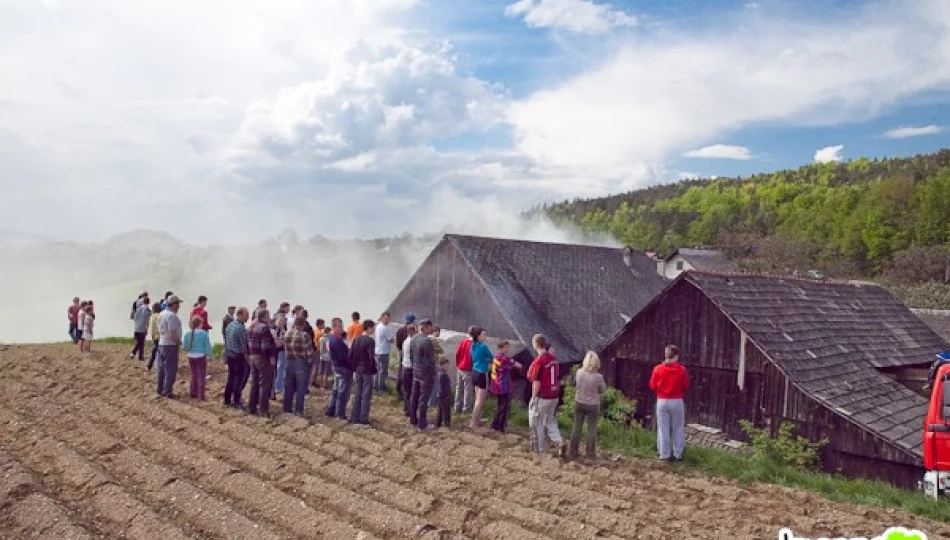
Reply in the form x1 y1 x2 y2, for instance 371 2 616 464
531 149 950 307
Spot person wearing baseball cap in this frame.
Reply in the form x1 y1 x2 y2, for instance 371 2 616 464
156 295 184 397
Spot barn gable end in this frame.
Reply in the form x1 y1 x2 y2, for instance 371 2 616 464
386 237 519 342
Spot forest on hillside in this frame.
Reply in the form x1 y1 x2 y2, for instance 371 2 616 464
534 149 950 308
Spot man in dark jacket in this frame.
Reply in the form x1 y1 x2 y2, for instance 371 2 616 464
409 318 437 431
349 319 377 425
247 309 278 417
324 318 352 419
395 313 415 400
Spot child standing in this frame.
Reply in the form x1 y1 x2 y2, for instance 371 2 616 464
77 301 88 348
80 304 95 352
435 357 452 428
147 303 162 371
183 316 213 400
490 340 522 433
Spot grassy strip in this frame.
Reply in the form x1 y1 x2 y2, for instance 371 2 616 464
594 421 950 523
433 389 950 522
64 342 950 521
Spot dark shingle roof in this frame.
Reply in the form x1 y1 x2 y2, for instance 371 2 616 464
670 248 737 273
687 272 949 458
447 234 668 364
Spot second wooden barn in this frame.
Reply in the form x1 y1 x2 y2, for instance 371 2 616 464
599 271 949 488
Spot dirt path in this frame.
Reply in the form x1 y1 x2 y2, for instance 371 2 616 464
0 343 946 539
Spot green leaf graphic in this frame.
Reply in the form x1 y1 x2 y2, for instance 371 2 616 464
884 529 925 540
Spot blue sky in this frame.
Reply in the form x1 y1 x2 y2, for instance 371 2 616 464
0 0 948 243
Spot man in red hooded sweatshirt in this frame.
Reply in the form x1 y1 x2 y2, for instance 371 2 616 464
190 296 212 332
527 334 563 456
649 345 690 461
454 325 475 413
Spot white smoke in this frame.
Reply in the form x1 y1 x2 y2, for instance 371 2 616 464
0 210 616 344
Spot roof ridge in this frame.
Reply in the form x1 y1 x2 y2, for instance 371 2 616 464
686 269 881 288
444 233 622 250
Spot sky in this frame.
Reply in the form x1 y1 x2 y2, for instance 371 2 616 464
1 0 949 244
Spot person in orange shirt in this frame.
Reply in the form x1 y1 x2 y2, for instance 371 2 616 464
347 311 363 343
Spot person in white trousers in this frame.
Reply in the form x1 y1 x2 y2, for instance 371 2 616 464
649 345 690 461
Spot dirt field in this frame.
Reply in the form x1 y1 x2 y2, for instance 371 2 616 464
0 343 947 540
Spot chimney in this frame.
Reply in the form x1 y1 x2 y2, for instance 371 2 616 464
621 246 641 277
622 246 633 267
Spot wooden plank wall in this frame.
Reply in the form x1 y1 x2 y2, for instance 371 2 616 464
602 279 924 488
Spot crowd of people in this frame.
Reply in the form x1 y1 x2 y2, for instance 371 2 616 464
66 292 691 462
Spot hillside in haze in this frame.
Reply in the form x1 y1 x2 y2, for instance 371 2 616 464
536 149 950 308
1 219 610 344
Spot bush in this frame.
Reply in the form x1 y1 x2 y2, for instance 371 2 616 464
557 367 637 427
601 387 636 424
890 281 950 310
739 420 828 472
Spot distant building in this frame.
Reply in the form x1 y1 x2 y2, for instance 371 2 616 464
657 248 737 279
386 234 668 371
600 271 949 488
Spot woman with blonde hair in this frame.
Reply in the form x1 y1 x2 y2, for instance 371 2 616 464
183 315 213 400
570 351 607 461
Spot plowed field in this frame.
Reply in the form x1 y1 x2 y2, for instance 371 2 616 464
0 343 947 539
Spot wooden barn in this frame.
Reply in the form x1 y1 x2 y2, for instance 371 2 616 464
599 271 950 488
386 234 668 372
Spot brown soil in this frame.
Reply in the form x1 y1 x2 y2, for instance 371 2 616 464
0 343 947 539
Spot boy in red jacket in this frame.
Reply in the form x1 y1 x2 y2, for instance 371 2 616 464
649 345 690 461
527 334 564 456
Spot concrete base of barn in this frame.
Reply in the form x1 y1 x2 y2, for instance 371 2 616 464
686 423 750 456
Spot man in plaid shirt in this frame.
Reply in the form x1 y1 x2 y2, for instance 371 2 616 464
247 309 277 416
283 316 316 415
223 307 250 409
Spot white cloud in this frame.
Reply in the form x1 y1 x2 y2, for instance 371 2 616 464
814 144 845 163
504 0 637 34
882 124 944 139
2 0 950 246
229 40 506 170
683 144 752 160
507 0 950 187
678 172 700 180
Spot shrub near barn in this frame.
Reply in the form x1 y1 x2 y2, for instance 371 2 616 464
557 365 637 430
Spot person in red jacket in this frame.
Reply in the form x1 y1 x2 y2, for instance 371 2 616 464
649 345 690 461
454 326 475 413
527 334 564 456
190 296 212 332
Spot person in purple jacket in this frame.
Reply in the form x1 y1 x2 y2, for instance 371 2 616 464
490 340 522 433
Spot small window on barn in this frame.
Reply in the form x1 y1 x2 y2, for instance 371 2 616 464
675 260 684 271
